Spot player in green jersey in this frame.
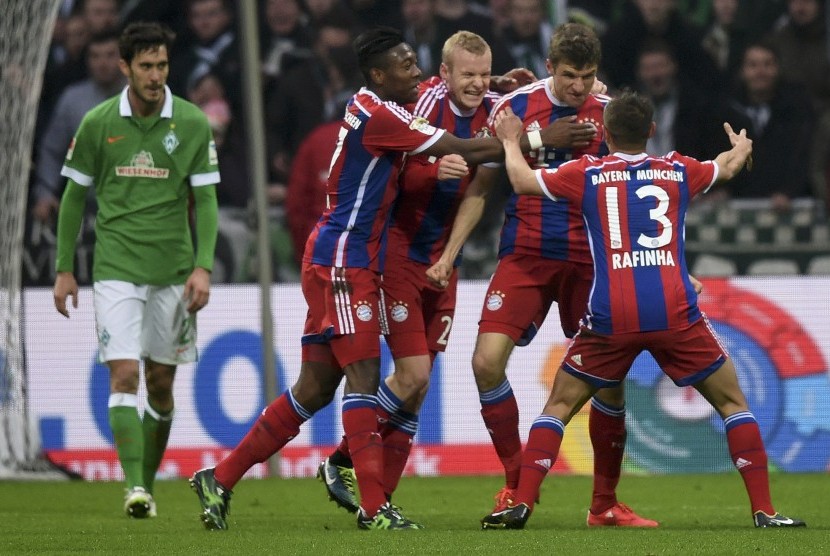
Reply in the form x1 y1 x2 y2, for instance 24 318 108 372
53 22 220 519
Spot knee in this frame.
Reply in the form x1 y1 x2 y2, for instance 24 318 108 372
593 385 625 408
471 352 504 391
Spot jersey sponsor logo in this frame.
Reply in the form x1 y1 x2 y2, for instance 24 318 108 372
354 300 373 322
162 129 180 154
408 116 436 135
115 151 170 179
611 249 676 270
107 135 126 144
208 140 218 166
486 290 505 311
66 137 76 161
390 302 409 323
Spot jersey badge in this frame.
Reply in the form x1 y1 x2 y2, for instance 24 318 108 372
354 300 373 322
389 302 409 323
209 140 218 166
66 137 76 161
163 129 180 154
409 116 435 135
486 290 505 312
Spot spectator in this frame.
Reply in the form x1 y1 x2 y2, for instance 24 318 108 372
717 41 814 209
346 0 404 28
434 0 514 73
265 13 361 183
31 30 125 224
401 0 445 76
636 39 719 159
770 0 830 114
168 0 240 111
285 121 342 266
80 0 120 34
500 0 552 80
701 0 749 88
260 0 314 88
602 0 718 91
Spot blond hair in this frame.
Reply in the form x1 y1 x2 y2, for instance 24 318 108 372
441 31 490 67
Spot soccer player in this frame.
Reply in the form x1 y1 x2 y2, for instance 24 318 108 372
189 26 567 531
53 22 220 518
428 23 656 527
481 91 806 530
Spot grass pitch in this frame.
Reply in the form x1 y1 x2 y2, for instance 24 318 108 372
1 474 824 555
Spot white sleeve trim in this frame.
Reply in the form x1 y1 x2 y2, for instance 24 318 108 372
409 128 446 155
61 165 93 186
702 160 719 194
535 169 558 201
190 171 221 186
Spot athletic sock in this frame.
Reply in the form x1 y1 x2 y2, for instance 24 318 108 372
380 410 417 497
479 380 521 488
214 390 310 490
724 411 774 515
142 400 174 494
342 393 385 516
108 393 145 489
515 415 564 510
588 398 626 514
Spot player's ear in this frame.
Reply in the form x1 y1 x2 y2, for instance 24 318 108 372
369 66 385 88
118 59 130 78
439 62 449 81
647 121 656 139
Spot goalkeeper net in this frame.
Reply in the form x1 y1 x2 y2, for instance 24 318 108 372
0 0 66 478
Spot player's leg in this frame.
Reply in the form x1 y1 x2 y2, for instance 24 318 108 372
94 280 151 518
141 360 174 511
482 368 596 529
658 319 804 528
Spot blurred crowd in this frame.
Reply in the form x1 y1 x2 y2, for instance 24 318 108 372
25 0 830 284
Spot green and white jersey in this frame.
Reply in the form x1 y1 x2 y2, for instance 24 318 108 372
60 85 220 285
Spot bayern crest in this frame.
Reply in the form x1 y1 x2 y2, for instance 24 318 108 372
390 303 409 322
354 301 373 322
486 290 505 311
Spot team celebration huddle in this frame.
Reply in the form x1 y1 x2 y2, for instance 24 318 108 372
54 18 805 532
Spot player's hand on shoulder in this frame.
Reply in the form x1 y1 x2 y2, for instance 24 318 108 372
437 154 469 180
426 261 452 289
542 115 597 149
590 78 608 95
53 272 79 318
490 68 537 93
184 267 211 313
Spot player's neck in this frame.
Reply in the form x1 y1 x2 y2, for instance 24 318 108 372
128 87 163 117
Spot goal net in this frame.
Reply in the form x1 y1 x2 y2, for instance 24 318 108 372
0 0 65 478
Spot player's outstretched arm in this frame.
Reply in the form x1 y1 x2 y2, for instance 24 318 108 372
495 108 540 195
426 165 498 288
714 123 753 182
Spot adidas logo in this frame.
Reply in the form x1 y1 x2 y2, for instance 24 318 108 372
735 457 751 469
526 120 542 132
571 354 583 366
534 458 552 470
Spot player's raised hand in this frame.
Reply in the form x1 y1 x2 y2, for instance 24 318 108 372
436 154 469 180
53 272 79 318
540 115 597 149
590 78 608 95
490 67 537 93
723 122 753 170
426 260 452 289
184 267 211 313
494 108 523 142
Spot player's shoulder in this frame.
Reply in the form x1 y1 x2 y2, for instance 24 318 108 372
587 92 612 107
83 95 121 121
171 95 211 126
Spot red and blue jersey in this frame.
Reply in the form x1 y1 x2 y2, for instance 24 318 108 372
535 151 718 334
387 76 500 265
303 88 444 271
491 79 610 264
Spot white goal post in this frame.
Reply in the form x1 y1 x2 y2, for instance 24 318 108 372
0 0 66 478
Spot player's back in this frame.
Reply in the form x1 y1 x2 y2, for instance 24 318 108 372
387 76 499 265
303 88 444 271
493 79 609 264
569 152 717 335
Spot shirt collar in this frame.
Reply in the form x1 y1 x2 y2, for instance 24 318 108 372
612 152 649 162
119 85 173 118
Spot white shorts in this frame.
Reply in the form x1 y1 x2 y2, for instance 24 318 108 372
93 280 198 365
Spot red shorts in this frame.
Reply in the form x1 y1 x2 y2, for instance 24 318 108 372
561 315 728 388
300 263 382 368
381 255 458 358
479 253 593 345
